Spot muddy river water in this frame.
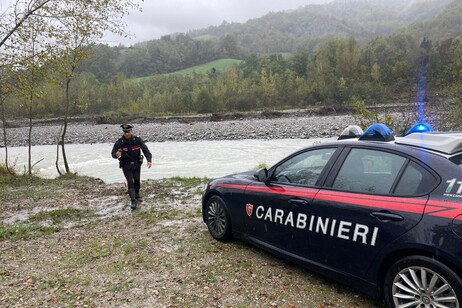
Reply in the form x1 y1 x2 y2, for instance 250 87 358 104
0 138 333 183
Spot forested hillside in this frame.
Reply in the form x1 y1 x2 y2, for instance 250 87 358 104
3 0 462 129
407 0 462 41
77 0 454 79
191 0 452 52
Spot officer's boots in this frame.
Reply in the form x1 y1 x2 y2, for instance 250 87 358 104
135 188 143 203
128 188 137 210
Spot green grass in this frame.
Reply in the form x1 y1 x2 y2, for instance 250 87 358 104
136 208 184 224
252 162 269 170
0 170 52 187
170 58 242 76
30 208 89 224
0 163 15 176
0 224 57 241
130 58 243 82
158 176 205 186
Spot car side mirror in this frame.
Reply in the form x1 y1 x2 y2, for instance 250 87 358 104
254 168 268 182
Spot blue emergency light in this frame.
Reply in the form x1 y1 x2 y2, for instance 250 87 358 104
359 123 395 142
405 122 433 136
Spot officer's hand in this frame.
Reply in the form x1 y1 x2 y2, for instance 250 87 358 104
147 162 152 168
116 149 122 158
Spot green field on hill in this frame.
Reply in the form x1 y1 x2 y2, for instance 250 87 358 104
172 58 242 76
130 59 242 83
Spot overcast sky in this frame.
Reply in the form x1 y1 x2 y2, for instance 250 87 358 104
104 0 334 46
0 0 333 46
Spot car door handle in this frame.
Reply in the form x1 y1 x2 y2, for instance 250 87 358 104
289 198 309 206
371 211 404 222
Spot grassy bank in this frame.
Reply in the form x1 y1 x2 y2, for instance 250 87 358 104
0 173 384 307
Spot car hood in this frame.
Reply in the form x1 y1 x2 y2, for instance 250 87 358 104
225 171 255 181
209 171 256 185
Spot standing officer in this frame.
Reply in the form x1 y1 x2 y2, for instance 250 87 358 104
111 124 152 210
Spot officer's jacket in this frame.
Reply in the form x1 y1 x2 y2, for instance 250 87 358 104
111 135 152 166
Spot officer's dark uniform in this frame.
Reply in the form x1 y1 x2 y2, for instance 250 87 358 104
111 124 152 210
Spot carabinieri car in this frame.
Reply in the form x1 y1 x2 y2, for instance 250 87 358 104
202 123 462 308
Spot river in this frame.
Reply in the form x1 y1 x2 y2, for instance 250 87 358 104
0 138 334 183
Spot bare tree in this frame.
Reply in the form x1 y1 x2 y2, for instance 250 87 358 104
0 0 142 174
9 13 52 175
0 74 12 173
55 44 90 174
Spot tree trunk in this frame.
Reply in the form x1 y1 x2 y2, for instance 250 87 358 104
28 92 33 176
61 77 71 174
0 94 12 174
55 124 63 176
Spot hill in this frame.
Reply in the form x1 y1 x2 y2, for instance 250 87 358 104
406 0 462 41
188 0 453 51
77 0 459 80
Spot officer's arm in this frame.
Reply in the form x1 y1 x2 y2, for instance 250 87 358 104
111 142 121 159
139 138 152 162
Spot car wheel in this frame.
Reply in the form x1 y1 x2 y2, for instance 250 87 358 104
384 256 462 308
205 195 232 242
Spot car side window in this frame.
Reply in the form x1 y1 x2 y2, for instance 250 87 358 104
449 154 462 166
394 161 437 195
332 148 406 194
271 148 337 186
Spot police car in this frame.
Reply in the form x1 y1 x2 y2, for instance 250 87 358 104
202 123 462 308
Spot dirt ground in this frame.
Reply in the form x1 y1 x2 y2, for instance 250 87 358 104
0 175 385 307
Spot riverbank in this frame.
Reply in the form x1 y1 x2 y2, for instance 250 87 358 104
1 112 362 147
0 174 384 307
1 101 445 147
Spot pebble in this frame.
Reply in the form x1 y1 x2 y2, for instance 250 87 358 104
0 114 360 147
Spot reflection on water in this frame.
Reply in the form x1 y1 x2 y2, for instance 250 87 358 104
0 138 333 183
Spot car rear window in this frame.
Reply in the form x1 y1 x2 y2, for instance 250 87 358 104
394 161 437 195
332 148 406 194
449 154 462 166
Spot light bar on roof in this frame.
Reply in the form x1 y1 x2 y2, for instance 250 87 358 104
337 125 364 140
359 123 395 142
405 122 433 136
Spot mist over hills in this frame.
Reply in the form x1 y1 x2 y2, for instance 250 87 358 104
407 0 462 41
189 0 452 47
79 0 459 80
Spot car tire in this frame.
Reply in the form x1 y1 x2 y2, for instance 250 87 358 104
384 256 462 308
205 195 232 242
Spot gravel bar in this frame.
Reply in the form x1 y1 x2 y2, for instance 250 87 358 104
0 114 362 147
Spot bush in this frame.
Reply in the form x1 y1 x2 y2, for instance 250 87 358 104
0 163 17 178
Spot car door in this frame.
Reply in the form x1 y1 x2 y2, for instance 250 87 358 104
309 147 436 278
244 147 340 257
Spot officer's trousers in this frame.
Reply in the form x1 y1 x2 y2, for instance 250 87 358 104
122 164 141 194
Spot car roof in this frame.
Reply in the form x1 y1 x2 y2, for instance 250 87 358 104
395 132 462 155
334 124 462 157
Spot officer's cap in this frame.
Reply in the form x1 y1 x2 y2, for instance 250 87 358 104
120 124 133 132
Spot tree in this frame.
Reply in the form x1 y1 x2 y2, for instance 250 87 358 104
427 38 462 129
0 72 13 174
194 87 214 114
55 46 90 175
260 69 278 109
8 12 53 175
292 51 309 78
0 0 142 174
309 40 338 110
